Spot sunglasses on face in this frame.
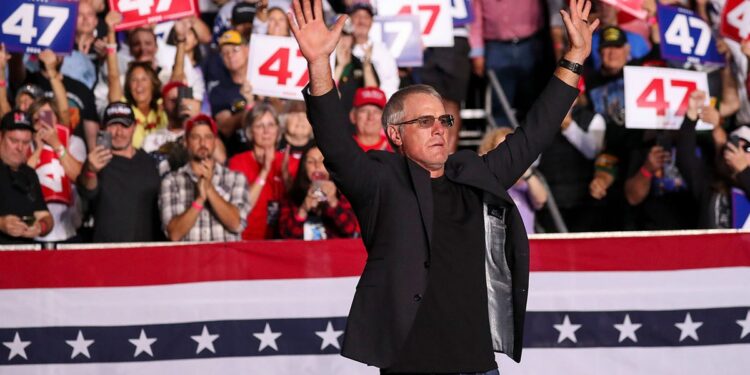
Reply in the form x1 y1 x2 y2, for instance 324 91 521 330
393 114 454 129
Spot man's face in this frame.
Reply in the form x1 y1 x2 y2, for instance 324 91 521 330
221 44 249 74
600 45 630 74
107 123 135 151
129 30 157 62
0 130 33 168
350 10 373 41
77 1 98 36
186 124 216 161
351 104 383 138
388 94 448 171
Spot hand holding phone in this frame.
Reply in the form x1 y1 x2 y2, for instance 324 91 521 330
96 130 112 150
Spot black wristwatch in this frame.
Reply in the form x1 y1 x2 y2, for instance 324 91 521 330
558 58 584 75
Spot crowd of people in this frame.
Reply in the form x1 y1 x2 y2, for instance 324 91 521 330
0 0 749 245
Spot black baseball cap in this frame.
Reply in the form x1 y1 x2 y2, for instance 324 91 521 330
599 26 627 49
1 110 34 132
15 84 44 101
348 2 375 16
232 2 257 25
102 102 136 128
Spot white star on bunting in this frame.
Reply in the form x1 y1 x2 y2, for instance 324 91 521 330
736 310 750 340
675 313 703 342
315 321 344 350
128 329 157 357
3 332 31 360
191 325 220 354
614 314 642 343
554 315 582 343
66 330 94 359
253 323 282 352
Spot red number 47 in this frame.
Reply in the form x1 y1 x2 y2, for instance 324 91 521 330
258 48 309 87
636 79 697 117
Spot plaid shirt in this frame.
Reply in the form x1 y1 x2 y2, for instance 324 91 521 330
159 163 250 242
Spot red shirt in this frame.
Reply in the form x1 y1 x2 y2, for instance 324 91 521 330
354 134 393 152
228 150 286 240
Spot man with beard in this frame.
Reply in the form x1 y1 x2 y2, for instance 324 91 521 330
159 114 250 241
79 102 162 242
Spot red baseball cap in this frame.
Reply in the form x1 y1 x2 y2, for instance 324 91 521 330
185 114 218 136
161 81 187 99
353 87 386 109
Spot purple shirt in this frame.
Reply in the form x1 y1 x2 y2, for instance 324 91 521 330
508 182 536 234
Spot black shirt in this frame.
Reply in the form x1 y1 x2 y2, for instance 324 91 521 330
386 176 496 373
0 162 48 244
82 150 162 242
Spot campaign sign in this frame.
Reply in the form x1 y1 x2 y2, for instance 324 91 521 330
623 66 713 130
599 0 648 20
451 0 473 27
110 0 198 31
721 0 750 42
370 15 423 68
375 0 454 47
731 188 750 229
657 4 724 65
0 0 78 54
248 35 333 101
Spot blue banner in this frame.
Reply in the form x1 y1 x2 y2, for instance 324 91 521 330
451 0 474 27
0 0 78 54
657 4 724 65
732 188 750 229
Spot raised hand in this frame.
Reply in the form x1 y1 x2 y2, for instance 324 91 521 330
38 49 58 72
105 11 122 32
560 0 600 64
686 90 707 121
288 0 346 63
724 143 749 174
288 0 347 94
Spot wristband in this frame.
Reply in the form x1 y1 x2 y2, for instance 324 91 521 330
192 201 204 211
245 101 256 112
647 16 658 26
0 80 6 88
39 220 47 234
254 176 266 186
295 212 307 222
640 166 654 179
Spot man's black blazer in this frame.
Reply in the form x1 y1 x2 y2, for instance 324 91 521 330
304 76 578 368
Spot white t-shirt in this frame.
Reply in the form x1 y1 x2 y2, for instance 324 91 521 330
35 135 86 242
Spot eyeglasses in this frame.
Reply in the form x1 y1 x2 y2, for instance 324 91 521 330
392 114 454 129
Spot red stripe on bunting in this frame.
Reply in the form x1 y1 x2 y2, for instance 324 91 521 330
530 232 750 271
0 233 749 289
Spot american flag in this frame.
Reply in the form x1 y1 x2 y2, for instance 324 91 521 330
1 232 749 374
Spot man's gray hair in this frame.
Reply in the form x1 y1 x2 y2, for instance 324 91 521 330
381 84 443 130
